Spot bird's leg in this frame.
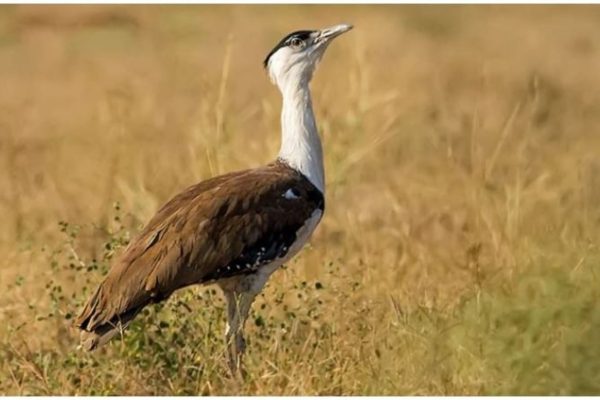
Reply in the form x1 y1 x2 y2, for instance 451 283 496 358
223 289 256 379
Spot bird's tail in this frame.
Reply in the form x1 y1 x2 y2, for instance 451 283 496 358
75 278 150 351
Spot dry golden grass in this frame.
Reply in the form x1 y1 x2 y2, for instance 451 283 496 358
1 4 600 395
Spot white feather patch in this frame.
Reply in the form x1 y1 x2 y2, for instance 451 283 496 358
283 188 300 200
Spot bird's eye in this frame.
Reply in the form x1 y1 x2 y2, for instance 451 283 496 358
289 38 304 49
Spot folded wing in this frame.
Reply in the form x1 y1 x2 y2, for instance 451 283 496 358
75 161 323 350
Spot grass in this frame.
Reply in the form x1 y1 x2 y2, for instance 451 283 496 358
1 4 600 395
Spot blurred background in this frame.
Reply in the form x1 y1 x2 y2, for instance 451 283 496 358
1 5 599 395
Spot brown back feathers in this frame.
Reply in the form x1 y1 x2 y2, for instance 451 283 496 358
75 161 324 350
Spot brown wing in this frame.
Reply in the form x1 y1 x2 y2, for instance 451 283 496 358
75 161 323 344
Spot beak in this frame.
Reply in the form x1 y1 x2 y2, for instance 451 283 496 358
316 23 353 44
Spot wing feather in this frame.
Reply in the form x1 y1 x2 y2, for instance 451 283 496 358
75 162 323 345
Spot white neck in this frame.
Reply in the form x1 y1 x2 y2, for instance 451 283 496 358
277 78 325 194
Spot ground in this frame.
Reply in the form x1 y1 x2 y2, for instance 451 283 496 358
1 4 600 395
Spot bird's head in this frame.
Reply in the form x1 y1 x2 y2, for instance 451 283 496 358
264 24 353 90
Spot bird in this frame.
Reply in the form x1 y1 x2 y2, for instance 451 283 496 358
75 23 353 375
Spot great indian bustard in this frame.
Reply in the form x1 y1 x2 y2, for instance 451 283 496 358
75 23 353 375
